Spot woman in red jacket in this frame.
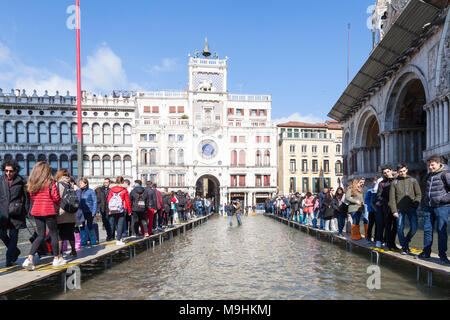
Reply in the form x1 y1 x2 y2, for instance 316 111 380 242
106 176 131 246
22 162 66 270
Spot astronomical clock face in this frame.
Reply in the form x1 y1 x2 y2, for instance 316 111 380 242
198 139 218 160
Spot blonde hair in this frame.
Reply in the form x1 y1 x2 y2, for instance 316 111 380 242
351 179 362 197
26 161 54 194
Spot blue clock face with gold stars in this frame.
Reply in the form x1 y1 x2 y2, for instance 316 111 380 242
198 139 218 160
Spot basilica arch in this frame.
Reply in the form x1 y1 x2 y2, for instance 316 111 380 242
381 70 428 181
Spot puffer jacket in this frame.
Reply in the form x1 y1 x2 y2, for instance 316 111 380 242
56 176 77 224
107 184 131 214
422 164 450 208
29 181 61 217
304 196 314 214
77 187 98 215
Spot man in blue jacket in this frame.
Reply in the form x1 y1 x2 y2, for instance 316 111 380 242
419 155 450 264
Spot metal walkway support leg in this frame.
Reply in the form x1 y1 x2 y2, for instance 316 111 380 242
417 266 420 282
427 271 433 287
61 271 67 294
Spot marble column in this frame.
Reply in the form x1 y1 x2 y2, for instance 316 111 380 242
430 105 435 148
380 134 385 165
439 100 445 145
418 131 423 162
402 131 407 163
434 103 439 147
426 108 431 149
393 131 399 164
444 98 449 143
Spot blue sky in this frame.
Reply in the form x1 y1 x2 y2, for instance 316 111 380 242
0 0 375 123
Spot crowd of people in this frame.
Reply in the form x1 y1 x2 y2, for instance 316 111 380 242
0 155 448 271
0 160 215 271
265 155 449 265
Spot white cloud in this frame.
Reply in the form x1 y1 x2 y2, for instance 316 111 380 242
146 57 179 74
272 112 324 125
82 44 127 92
0 41 145 96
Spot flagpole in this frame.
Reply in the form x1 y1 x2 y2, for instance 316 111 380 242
76 0 83 179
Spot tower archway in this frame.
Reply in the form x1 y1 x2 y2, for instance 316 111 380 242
195 175 220 212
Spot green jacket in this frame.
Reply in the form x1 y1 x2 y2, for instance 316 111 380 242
388 175 422 213
345 189 365 213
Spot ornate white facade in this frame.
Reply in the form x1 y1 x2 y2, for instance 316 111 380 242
329 1 450 185
0 45 278 207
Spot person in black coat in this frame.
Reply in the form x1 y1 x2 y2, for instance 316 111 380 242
129 180 150 237
95 178 113 241
0 160 30 266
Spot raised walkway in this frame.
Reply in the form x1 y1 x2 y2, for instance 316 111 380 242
265 213 450 289
0 214 213 297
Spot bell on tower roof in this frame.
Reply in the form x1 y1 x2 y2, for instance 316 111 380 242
202 37 211 58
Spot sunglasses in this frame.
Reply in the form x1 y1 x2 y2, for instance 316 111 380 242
4 170 16 173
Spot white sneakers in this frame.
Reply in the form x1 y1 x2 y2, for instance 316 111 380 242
22 258 35 271
53 257 68 267
116 240 126 246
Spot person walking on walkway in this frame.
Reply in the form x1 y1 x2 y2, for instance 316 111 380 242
322 191 335 232
389 164 422 255
55 169 78 258
332 187 347 236
77 178 98 246
346 179 365 241
376 166 397 250
303 192 314 225
96 178 113 241
144 181 157 233
22 162 65 270
153 184 164 231
107 176 131 246
129 180 149 237
0 160 30 267
364 177 378 243
419 155 450 264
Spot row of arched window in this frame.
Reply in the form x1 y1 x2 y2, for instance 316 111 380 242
0 153 133 178
83 154 132 177
1 153 77 177
231 150 271 167
2 121 132 145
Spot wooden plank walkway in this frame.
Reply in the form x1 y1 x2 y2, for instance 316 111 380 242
0 214 213 297
265 214 450 288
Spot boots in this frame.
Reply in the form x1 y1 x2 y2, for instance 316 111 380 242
324 220 330 231
351 224 362 240
88 228 97 246
364 224 370 241
80 229 88 246
312 218 317 228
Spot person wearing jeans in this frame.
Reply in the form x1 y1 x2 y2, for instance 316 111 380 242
419 155 450 264
106 176 132 246
389 164 422 255
376 167 396 250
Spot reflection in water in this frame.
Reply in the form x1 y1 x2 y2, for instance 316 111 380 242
41 216 448 300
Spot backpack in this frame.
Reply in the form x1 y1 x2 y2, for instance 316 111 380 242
132 191 146 213
108 190 125 214
58 182 79 214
